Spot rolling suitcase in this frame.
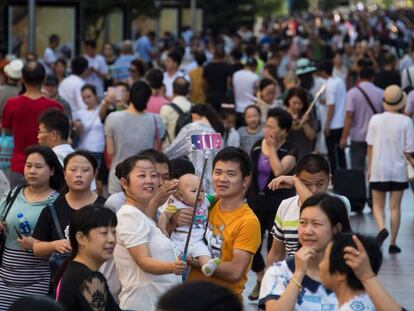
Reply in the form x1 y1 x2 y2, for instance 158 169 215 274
332 169 367 213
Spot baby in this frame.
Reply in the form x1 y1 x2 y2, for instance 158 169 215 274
158 174 220 277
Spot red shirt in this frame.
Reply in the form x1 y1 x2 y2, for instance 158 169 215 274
2 95 63 173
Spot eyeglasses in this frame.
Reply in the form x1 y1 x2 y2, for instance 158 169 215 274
129 68 137 73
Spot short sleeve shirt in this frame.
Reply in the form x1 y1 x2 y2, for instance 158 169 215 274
339 294 376 311
33 195 106 242
188 201 261 295
259 258 338 310
1 95 63 173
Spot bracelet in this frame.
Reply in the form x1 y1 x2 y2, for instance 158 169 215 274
291 276 302 289
360 274 375 282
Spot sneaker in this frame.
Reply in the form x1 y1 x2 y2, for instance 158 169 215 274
248 281 261 301
389 245 401 254
201 258 221 277
375 228 389 246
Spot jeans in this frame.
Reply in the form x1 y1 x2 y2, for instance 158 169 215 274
350 140 367 171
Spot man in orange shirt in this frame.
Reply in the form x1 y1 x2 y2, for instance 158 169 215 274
188 147 261 296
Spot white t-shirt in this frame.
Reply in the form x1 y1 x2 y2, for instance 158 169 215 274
259 259 338 311
43 47 58 74
325 76 346 129
233 69 259 113
52 144 75 166
339 293 375 311
366 112 414 182
58 74 86 116
74 108 105 153
84 54 108 97
163 71 185 99
114 204 181 311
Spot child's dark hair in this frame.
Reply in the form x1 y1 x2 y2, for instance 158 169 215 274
213 147 251 178
300 193 351 232
63 150 98 173
296 154 330 175
244 105 261 118
267 107 293 131
170 156 195 179
25 145 65 192
329 233 382 291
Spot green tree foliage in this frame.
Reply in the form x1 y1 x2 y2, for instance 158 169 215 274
318 0 342 11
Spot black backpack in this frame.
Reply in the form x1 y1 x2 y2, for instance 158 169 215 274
169 103 192 136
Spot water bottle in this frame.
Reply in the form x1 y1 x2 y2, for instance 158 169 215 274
17 213 31 236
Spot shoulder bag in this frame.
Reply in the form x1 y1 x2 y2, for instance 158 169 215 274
0 185 23 264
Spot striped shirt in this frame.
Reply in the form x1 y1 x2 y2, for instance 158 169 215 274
237 126 264 156
271 195 300 256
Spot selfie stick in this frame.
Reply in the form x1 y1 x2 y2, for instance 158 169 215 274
298 84 326 126
181 152 209 263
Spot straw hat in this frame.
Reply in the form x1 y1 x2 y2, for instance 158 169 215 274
383 85 407 111
4 59 23 80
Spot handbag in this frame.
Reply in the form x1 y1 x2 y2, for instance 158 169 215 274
0 185 23 264
152 114 163 151
48 204 71 276
0 130 13 170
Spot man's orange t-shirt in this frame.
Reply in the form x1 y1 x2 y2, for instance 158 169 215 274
188 200 261 295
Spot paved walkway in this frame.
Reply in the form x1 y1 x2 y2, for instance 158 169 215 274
243 188 414 310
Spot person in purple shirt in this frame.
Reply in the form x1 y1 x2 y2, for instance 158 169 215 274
340 66 384 170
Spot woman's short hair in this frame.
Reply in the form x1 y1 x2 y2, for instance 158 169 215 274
129 80 152 112
267 107 293 131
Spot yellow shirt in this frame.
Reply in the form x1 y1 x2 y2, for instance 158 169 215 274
188 200 261 295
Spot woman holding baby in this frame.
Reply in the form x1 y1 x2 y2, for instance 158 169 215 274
113 154 186 311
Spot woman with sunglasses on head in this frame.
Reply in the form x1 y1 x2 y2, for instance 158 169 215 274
259 193 352 311
57 204 120 311
0 146 64 310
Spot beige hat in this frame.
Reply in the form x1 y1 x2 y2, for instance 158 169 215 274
4 59 23 80
383 85 407 111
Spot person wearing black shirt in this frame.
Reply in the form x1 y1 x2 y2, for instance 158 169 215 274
203 46 232 111
57 205 120 311
33 151 106 279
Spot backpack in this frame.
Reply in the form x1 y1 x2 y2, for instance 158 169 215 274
404 67 414 94
169 103 192 136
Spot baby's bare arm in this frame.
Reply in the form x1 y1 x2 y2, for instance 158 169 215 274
158 211 175 236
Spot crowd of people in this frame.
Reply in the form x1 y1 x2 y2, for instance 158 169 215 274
0 6 413 311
